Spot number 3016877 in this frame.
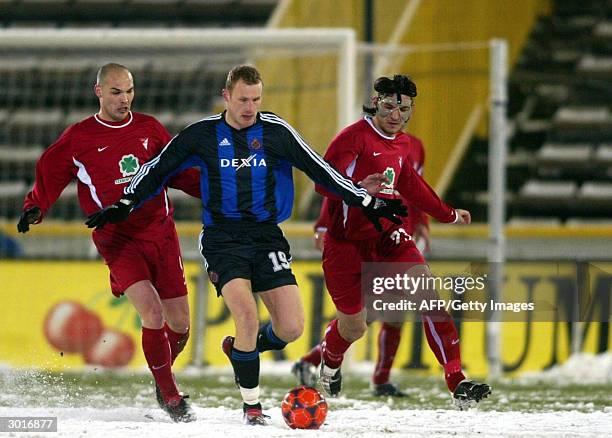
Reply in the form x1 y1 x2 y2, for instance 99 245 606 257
1 417 57 432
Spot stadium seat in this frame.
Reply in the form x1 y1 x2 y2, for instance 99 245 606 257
0 145 42 183
535 143 593 179
6 109 65 145
0 181 28 219
519 180 577 199
514 180 578 217
517 180 577 211
39 57 96 74
8 109 64 126
536 143 592 165
65 110 96 127
576 181 612 213
0 145 43 163
0 181 27 197
0 57 39 73
553 106 612 125
577 54 612 78
593 21 612 38
594 144 612 165
578 181 612 200
535 83 570 102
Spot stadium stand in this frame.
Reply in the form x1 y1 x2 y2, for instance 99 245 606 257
0 1 279 221
1 0 277 27
446 0 612 223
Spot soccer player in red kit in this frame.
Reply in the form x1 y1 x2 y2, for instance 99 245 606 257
293 75 491 408
297 134 429 398
16 63 200 421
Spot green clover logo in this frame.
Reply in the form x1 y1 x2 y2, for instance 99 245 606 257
384 167 395 185
380 167 396 194
119 154 140 177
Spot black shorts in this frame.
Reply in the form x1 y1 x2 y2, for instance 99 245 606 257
200 222 297 296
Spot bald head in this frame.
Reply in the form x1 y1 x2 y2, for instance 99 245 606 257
94 63 135 122
96 63 131 86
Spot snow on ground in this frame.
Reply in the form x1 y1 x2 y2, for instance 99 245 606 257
1 405 611 438
2 355 612 437
518 353 612 385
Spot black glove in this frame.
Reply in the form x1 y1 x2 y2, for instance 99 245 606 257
85 197 135 230
17 207 41 233
362 196 408 232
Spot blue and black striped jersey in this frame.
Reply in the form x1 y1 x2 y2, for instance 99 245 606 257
126 111 370 226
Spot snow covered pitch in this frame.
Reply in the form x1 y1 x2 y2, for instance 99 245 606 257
1 356 611 437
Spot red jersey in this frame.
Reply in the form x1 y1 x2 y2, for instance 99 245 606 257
403 133 429 234
23 111 200 240
315 116 455 241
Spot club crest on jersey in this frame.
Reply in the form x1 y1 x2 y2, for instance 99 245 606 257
249 138 261 150
208 271 219 283
119 154 140 177
220 154 267 170
380 167 396 195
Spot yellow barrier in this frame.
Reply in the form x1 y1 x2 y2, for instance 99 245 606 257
3 220 612 238
0 260 609 377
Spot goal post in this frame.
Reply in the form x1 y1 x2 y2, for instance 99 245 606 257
0 27 357 131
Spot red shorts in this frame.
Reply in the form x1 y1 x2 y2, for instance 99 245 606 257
322 224 425 315
92 226 187 299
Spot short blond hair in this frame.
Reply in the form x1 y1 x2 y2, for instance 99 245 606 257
225 65 262 91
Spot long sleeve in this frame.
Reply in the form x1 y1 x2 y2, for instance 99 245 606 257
408 137 429 229
167 168 201 198
150 119 201 199
396 162 456 224
22 127 77 221
261 113 370 207
125 126 199 204
314 127 364 201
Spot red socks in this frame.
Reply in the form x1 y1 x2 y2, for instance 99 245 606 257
164 323 189 364
142 327 179 403
372 323 402 385
302 343 322 366
308 312 465 392
422 310 465 391
321 319 352 369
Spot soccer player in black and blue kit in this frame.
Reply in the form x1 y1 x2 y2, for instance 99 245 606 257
86 65 407 425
